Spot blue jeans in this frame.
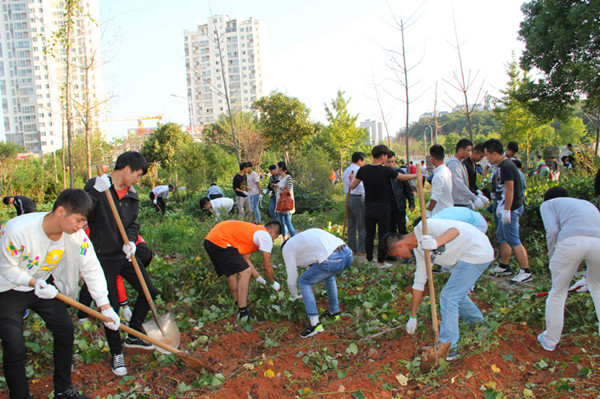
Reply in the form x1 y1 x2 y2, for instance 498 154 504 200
278 213 296 237
249 194 261 223
298 246 353 317
439 260 490 349
496 204 524 247
268 195 277 220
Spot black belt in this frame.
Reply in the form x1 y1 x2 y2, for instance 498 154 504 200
333 244 347 253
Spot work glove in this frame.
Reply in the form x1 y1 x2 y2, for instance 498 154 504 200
93 174 111 192
570 276 588 293
153 198 158 205
501 209 512 225
271 281 281 291
425 210 432 218
290 294 303 302
34 280 58 299
259 194 263 201
255 276 267 285
406 316 417 335
101 307 120 331
122 242 136 261
420 235 438 250
121 305 132 322
478 194 490 206
473 197 484 210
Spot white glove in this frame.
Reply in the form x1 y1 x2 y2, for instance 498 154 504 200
255 276 267 285
271 281 281 291
406 316 417 335
122 242 136 261
570 276 588 293
473 197 484 210
425 210 432 218
478 194 490 206
34 280 58 299
153 198 158 205
501 209 512 225
242 191 249 196
93 174 111 192
496 205 502 218
101 307 120 331
290 294 303 302
121 305 132 322
420 235 438 250
259 194 263 201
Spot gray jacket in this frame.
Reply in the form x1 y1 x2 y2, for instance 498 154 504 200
446 156 478 206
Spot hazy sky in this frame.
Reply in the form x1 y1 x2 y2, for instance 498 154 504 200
99 0 526 140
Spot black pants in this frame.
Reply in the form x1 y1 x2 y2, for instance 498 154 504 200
96 257 157 355
149 192 166 214
389 203 408 235
0 289 74 398
364 202 391 263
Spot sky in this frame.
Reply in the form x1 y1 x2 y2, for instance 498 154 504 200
98 0 527 141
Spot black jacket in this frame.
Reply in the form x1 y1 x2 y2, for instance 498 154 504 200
13 195 36 215
84 176 140 260
390 169 415 213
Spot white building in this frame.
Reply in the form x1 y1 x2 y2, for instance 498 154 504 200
184 15 263 125
0 0 105 154
360 119 384 145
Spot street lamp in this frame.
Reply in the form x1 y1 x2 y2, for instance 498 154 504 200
424 125 434 157
170 93 194 135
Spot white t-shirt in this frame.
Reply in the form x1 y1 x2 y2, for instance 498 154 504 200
412 219 494 291
152 185 170 199
342 163 365 196
282 228 345 297
247 171 260 196
209 197 234 220
253 230 273 253
430 164 454 214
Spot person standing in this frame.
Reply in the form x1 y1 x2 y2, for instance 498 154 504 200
463 143 485 194
3 195 37 216
446 139 485 209
0 189 118 399
274 161 296 238
266 164 279 221
385 151 414 235
342 152 366 254
233 162 249 221
420 161 427 187
427 144 453 215
149 184 174 215
537 187 600 351
246 162 262 223
84 151 157 376
282 228 353 338
484 139 531 284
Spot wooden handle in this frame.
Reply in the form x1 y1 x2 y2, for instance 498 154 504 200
415 166 441 344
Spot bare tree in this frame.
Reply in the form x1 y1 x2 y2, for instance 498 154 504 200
369 73 394 147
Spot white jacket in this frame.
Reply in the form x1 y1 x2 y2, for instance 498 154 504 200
0 212 109 306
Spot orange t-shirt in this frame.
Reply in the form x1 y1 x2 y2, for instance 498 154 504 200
205 221 267 255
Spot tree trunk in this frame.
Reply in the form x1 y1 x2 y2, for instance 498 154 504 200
65 0 74 188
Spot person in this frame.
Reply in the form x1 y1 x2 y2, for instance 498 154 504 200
84 151 157 376
233 162 249 221
0 189 118 399
342 152 366 254
3 195 37 216
549 157 560 181
348 145 416 266
274 161 296 238
206 183 224 199
416 206 488 234
463 143 485 194
200 196 235 220
149 184 174 214
566 143 576 167
561 156 573 171
595 168 600 204
420 161 427 186
446 139 485 210
483 141 518 182
484 139 531 284
409 161 418 192
386 151 414 235
537 186 600 351
381 218 494 360
427 144 453 215
281 228 353 338
204 220 282 320
532 155 550 178
266 164 279 221
246 162 262 223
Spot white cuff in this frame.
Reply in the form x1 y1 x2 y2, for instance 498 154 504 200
94 297 110 308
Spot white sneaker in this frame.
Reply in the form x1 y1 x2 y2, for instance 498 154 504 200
490 264 512 276
111 353 127 376
537 333 556 351
77 317 89 324
510 269 533 284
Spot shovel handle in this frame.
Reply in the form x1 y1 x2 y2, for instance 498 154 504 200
56 292 182 355
96 166 167 337
415 166 442 344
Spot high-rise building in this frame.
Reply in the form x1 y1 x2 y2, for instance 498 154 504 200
184 15 263 125
360 119 384 145
0 0 104 154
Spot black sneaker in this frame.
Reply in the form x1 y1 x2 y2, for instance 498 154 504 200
300 323 323 338
111 352 127 376
446 347 458 361
55 388 91 399
124 335 154 350
321 310 341 321
236 309 254 322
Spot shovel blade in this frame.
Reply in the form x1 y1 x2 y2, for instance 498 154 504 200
419 341 452 373
142 313 180 355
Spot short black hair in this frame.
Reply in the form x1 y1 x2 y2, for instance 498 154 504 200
265 220 282 236
472 143 484 154
388 150 396 158
247 161 253 168
483 139 503 155
268 164 276 171
199 197 211 209
114 151 148 175
371 144 390 159
239 162 246 171
456 138 473 152
380 232 406 254
2 196 12 205
351 152 366 163
507 141 519 153
429 144 445 162
168 184 174 190
543 186 569 201
513 159 523 169
53 189 95 220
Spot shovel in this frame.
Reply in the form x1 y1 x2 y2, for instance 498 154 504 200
415 166 451 373
56 292 215 373
96 166 180 353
